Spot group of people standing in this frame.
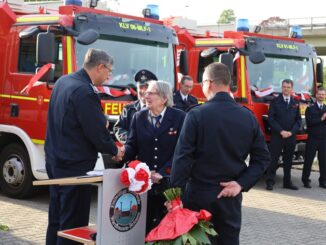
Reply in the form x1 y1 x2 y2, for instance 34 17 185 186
266 79 326 191
44 48 325 245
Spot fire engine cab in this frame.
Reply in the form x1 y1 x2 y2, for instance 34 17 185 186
171 18 324 163
0 1 178 198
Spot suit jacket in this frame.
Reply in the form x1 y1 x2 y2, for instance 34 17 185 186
124 107 185 176
45 69 117 173
113 100 141 144
305 102 326 140
173 90 198 112
268 94 302 136
171 92 270 191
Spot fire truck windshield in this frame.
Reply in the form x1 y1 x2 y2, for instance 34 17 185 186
247 55 314 94
75 35 174 89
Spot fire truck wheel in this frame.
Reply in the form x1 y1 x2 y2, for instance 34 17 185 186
0 143 34 199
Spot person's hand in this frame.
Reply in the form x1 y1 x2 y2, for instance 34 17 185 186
321 112 326 121
280 130 288 138
280 130 291 138
217 181 242 199
164 200 183 212
112 146 124 162
151 172 163 184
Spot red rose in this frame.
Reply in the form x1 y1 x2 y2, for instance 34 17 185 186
135 168 149 181
120 169 131 186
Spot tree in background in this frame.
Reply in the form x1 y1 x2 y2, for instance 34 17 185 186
259 17 288 27
217 9 236 24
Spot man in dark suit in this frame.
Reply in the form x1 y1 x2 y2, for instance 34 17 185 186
124 80 185 233
173 75 198 111
45 49 124 245
302 86 326 188
171 63 270 245
266 79 302 191
113 69 157 144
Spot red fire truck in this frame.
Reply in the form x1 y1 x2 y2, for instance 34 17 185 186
0 2 178 198
173 21 324 163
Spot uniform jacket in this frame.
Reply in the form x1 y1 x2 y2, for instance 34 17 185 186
45 69 117 169
305 102 326 140
173 90 198 112
171 92 270 191
124 107 185 176
113 100 141 144
268 94 302 135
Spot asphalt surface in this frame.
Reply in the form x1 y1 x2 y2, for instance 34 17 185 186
0 168 325 245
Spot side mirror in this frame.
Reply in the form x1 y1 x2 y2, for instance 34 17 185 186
37 32 55 65
201 48 218 58
249 51 265 64
77 29 100 45
316 58 324 84
179 50 188 75
219 53 234 75
39 68 54 83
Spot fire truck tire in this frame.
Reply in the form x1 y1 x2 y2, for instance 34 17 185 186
0 143 34 199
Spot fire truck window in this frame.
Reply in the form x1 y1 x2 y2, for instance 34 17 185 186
18 35 37 73
198 55 214 83
18 33 63 81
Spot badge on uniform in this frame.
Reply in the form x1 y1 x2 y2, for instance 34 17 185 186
168 128 177 135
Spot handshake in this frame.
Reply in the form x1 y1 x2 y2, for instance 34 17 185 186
112 144 125 162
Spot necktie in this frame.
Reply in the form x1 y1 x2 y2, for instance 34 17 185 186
320 104 323 110
153 115 162 128
285 98 289 108
184 97 187 102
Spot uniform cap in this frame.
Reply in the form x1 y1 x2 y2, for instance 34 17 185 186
134 69 157 84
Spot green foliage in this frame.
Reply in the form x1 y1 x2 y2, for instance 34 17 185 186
163 187 182 201
0 224 9 231
217 9 236 24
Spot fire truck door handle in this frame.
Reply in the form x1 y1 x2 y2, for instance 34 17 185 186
10 103 19 117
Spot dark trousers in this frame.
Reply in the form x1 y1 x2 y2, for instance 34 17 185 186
184 183 242 245
46 185 92 245
45 160 94 245
266 135 296 185
146 181 168 234
302 137 326 184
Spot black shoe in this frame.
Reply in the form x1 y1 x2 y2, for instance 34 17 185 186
319 183 326 189
266 184 273 191
283 183 299 190
303 182 312 188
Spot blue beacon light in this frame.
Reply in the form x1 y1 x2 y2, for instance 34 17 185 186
64 0 82 6
289 26 302 38
144 4 159 19
236 19 249 32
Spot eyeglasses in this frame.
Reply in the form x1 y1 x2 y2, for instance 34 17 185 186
145 91 159 96
201 79 211 86
102 64 113 75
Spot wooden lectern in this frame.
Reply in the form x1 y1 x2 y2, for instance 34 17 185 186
34 169 147 244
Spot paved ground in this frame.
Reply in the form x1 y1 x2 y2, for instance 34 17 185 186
0 168 325 245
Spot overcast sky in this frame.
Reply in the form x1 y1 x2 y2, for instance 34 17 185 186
105 0 326 25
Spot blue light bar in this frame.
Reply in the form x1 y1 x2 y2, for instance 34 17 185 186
64 0 82 6
289 26 302 39
236 19 249 32
146 4 159 19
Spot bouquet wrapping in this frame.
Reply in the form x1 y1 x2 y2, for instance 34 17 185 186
146 188 217 245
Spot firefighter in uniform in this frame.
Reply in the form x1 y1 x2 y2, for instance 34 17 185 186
266 79 302 191
45 49 124 245
302 86 326 188
123 80 185 233
173 75 198 111
171 63 270 245
113 69 157 144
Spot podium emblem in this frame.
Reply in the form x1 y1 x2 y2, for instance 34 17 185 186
109 188 142 232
